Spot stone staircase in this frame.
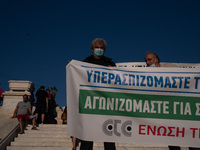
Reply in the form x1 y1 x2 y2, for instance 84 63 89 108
6 124 189 150
7 124 72 150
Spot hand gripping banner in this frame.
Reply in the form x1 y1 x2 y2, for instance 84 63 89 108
66 60 200 147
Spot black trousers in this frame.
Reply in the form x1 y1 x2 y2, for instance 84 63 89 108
168 146 181 150
80 140 116 150
189 148 200 150
168 146 200 150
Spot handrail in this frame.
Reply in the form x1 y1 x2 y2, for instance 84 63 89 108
0 124 19 150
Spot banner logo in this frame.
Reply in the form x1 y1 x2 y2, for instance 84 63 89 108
102 119 132 137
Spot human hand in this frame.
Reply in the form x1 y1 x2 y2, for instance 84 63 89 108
11 116 16 119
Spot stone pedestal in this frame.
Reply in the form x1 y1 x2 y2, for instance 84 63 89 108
8 80 32 92
0 80 32 117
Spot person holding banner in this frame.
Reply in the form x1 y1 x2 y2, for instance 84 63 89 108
145 52 181 150
145 52 160 67
145 52 200 150
80 38 116 150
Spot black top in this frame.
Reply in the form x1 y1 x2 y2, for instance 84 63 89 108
36 90 48 106
83 55 116 67
48 94 57 109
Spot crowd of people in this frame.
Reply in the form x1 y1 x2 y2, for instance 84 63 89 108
34 85 58 124
11 85 58 134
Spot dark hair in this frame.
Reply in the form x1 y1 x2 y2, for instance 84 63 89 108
23 94 28 98
40 86 45 90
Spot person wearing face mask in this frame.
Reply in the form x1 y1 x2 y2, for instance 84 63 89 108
144 52 199 150
145 52 160 67
80 38 116 150
145 52 181 150
83 38 116 67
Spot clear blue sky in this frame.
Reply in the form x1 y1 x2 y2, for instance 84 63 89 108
1 0 200 106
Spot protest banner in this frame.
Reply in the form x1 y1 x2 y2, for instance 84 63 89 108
66 60 200 147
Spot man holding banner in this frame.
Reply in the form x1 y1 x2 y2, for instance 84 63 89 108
80 38 116 150
145 52 200 150
145 52 160 67
145 52 181 150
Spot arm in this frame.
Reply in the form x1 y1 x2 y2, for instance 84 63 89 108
106 57 116 67
46 97 48 110
11 107 18 118
28 107 33 115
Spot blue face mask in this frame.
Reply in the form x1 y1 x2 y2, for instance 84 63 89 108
94 48 104 57
150 64 157 67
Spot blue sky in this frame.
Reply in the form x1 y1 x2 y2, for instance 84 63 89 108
1 0 200 106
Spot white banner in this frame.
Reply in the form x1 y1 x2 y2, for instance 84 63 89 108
66 60 200 147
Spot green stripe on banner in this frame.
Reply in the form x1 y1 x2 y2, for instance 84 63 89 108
79 89 200 121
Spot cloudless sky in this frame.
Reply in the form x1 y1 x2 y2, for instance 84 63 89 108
1 0 200 106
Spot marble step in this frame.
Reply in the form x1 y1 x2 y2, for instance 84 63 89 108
7 147 75 150
7 124 189 150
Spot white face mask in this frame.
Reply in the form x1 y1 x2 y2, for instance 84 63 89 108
150 64 157 67
94 48 104 57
